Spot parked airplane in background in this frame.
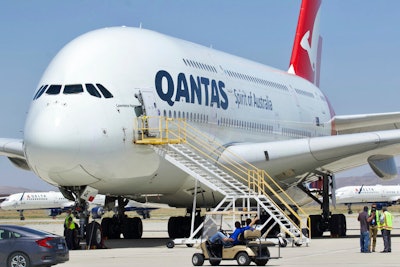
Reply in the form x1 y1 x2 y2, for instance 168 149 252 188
336 185 400 214
2 0 400 244
0 191 165 220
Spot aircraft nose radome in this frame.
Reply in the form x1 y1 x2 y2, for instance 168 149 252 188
24 106 81 170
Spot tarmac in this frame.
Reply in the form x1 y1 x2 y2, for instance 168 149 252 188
2 212 400 267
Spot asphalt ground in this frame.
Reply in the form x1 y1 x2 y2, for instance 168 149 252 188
1 211 400 266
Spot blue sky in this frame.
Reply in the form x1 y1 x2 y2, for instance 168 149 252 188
0 1 400 190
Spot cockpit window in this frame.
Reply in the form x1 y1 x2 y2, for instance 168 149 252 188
46 85 62 95
96 84 113 98
64 84 84 94
36 83 113 99
85 84 102 98
33 85 48 100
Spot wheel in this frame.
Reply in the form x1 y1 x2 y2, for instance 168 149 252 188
166 240 175 248
308 215 324 237
101 217 121 239
192 253 204 266
209 259 221 266
255 247 270 266
122 217 143 239
295 241 302 247
86 221 103 248
236 252 251 266
279 238 287 247
8 252 30 267
168 217 178 238
329 214 346 237
100 217 111 239
255 260 268 266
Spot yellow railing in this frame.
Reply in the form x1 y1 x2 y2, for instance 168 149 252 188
134 116 310 238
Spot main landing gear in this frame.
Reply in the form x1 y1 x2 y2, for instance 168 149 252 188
101 197 143 240
299 171 347 238
167 208 203 240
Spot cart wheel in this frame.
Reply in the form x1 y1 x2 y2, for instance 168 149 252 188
166 240 175 248
192 253 204 266
209 259 221 266
236 252 251 266
186 244 194 247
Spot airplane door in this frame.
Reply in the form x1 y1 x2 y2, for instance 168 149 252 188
137 90 160 136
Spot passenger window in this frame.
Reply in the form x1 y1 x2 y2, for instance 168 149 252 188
96 84 113 98
46 85 62 95
85 84 102 98
33 85 48 100
64 84 84 94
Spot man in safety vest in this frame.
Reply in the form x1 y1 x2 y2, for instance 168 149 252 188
368 203 379 252
379 206 392 253
64 209 77 250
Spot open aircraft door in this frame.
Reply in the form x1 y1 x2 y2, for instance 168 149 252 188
137 90 160 137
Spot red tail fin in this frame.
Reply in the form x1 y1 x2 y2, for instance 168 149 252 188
288 0 322 87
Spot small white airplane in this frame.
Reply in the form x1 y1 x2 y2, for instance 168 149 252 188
335 185 400 214
0 191 165 220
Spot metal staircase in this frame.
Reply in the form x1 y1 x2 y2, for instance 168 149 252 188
134 116 310 246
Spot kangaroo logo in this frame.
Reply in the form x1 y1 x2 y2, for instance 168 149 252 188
300 7 321 77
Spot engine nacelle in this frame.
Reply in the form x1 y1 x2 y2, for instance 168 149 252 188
91 206 104 219
48 208 63 217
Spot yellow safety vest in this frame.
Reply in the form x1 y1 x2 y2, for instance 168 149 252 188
382 211 393 231
368 209 380 227
65 214 76 230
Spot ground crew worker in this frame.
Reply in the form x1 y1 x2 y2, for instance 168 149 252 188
379 206 392 253
64 210 77 250
368 203 379 252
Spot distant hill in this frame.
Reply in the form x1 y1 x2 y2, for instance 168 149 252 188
0 186 35 196
336 170 400 188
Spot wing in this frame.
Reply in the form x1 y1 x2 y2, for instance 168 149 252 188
223 129 400 185
0 138 30 170
331 112 400 134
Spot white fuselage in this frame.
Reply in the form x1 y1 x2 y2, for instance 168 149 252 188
23 27 333 207
1 192 72 210
336 185 400 204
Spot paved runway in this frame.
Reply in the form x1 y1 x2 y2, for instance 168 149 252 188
2 212 400 266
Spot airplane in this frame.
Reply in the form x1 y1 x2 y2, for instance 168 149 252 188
1 0 400 245
0 191 165 220
335 185 400 214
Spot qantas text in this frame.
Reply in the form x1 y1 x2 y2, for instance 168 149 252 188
155 70 228 110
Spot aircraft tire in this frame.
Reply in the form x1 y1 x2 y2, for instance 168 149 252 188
308 215 324 238
86 221 102 248
329 214 346 237
122 217 143 239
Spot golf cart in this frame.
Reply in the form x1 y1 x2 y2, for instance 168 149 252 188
191 211 281 266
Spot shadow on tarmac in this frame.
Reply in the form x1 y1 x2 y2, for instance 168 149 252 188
103 238 171 249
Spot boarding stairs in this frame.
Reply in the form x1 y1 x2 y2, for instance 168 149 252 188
134 116 310 247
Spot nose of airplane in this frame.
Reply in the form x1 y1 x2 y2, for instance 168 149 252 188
24 104 81 171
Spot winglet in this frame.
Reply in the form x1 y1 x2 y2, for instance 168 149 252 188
288 0 322 87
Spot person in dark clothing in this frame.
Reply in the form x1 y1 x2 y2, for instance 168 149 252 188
357 206 374 253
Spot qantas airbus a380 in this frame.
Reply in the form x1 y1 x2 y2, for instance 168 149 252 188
2 0 400 243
